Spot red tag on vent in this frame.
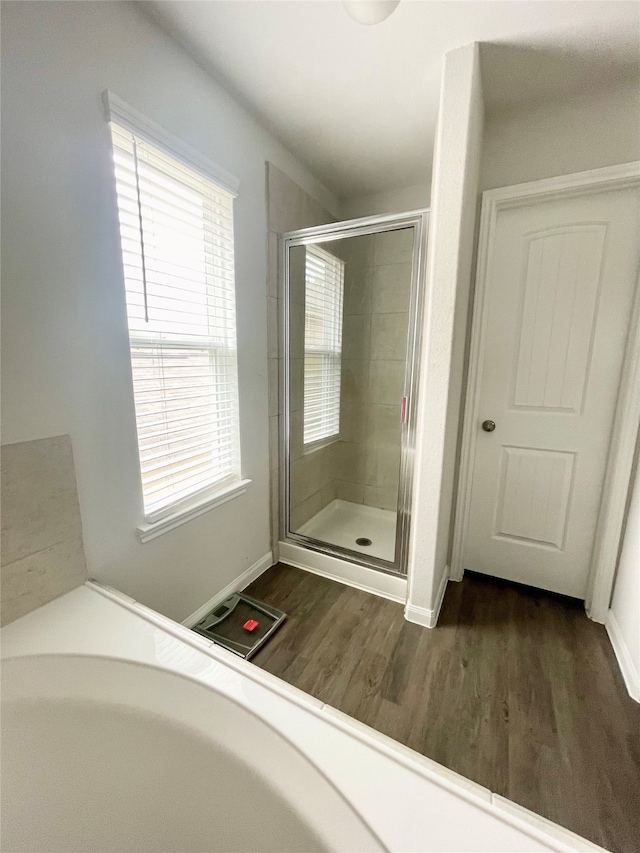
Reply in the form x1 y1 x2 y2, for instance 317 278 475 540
243 619 259 632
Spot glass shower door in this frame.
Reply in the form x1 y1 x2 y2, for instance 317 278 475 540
284 211 427 575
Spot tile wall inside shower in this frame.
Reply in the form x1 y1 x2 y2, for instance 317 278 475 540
336 229 413 513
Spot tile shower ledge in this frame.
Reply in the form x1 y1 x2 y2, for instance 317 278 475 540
1 582 605 853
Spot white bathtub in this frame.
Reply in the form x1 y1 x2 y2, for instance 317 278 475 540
1 582 604 853
2 654 380 852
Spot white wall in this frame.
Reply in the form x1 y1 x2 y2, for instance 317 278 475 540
342 182 431 220
409 69 640 627
608 467 640 701
406 43 484 626
1 1 338 621
481 75 640 191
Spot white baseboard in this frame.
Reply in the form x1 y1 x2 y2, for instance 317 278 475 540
605 610 640 703
405 566 450 628
278 540 407 604
182 551 274 628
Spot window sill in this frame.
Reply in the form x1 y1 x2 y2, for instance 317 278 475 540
137 479 251 544
303 435 341 456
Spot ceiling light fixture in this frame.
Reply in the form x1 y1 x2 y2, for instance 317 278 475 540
342 1 401 25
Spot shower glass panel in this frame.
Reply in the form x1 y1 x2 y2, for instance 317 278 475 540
284 212 427 576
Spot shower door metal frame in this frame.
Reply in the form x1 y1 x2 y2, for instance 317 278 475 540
281 209 429 577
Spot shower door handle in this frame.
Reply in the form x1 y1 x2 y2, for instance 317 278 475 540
401 396 408 423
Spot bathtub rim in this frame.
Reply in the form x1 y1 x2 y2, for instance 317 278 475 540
1 580 607 853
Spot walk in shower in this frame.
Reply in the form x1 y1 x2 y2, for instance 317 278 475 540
282 211 428 576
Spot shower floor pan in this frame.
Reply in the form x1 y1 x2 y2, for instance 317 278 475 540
297 499 397 562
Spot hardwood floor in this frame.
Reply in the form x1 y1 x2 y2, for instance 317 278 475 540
246 564 640 853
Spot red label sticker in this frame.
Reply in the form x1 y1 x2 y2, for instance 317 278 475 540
243 619 259 632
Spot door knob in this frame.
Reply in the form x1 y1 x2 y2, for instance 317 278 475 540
482 420 496 432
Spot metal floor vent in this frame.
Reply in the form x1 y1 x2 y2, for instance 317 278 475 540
192 593 286 660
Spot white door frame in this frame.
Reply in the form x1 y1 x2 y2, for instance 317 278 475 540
450 162 640 623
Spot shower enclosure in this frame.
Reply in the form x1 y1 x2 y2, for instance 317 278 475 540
282 211 428 576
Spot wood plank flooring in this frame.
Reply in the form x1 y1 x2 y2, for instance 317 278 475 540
247 564 640 853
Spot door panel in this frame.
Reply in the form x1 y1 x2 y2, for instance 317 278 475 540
512 225 606 412
464 185 639 598
494 445 575 550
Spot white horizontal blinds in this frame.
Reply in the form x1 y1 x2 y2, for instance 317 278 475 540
303 245 345 445
110 123 241 519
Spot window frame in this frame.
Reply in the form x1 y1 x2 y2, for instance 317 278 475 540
105 92 250 541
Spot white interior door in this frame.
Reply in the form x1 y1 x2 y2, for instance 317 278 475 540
463 183 639 598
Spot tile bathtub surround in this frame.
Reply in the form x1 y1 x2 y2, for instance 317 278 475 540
1 435 88 625
266 163 335 552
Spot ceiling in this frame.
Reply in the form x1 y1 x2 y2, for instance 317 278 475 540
143 1 639 200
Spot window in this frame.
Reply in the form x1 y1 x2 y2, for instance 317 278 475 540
109 122 242 522
303 245 345 445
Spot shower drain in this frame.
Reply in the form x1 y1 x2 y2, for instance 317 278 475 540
356 537 372 547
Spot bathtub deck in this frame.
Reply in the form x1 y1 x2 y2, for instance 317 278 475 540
247 563 640 853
